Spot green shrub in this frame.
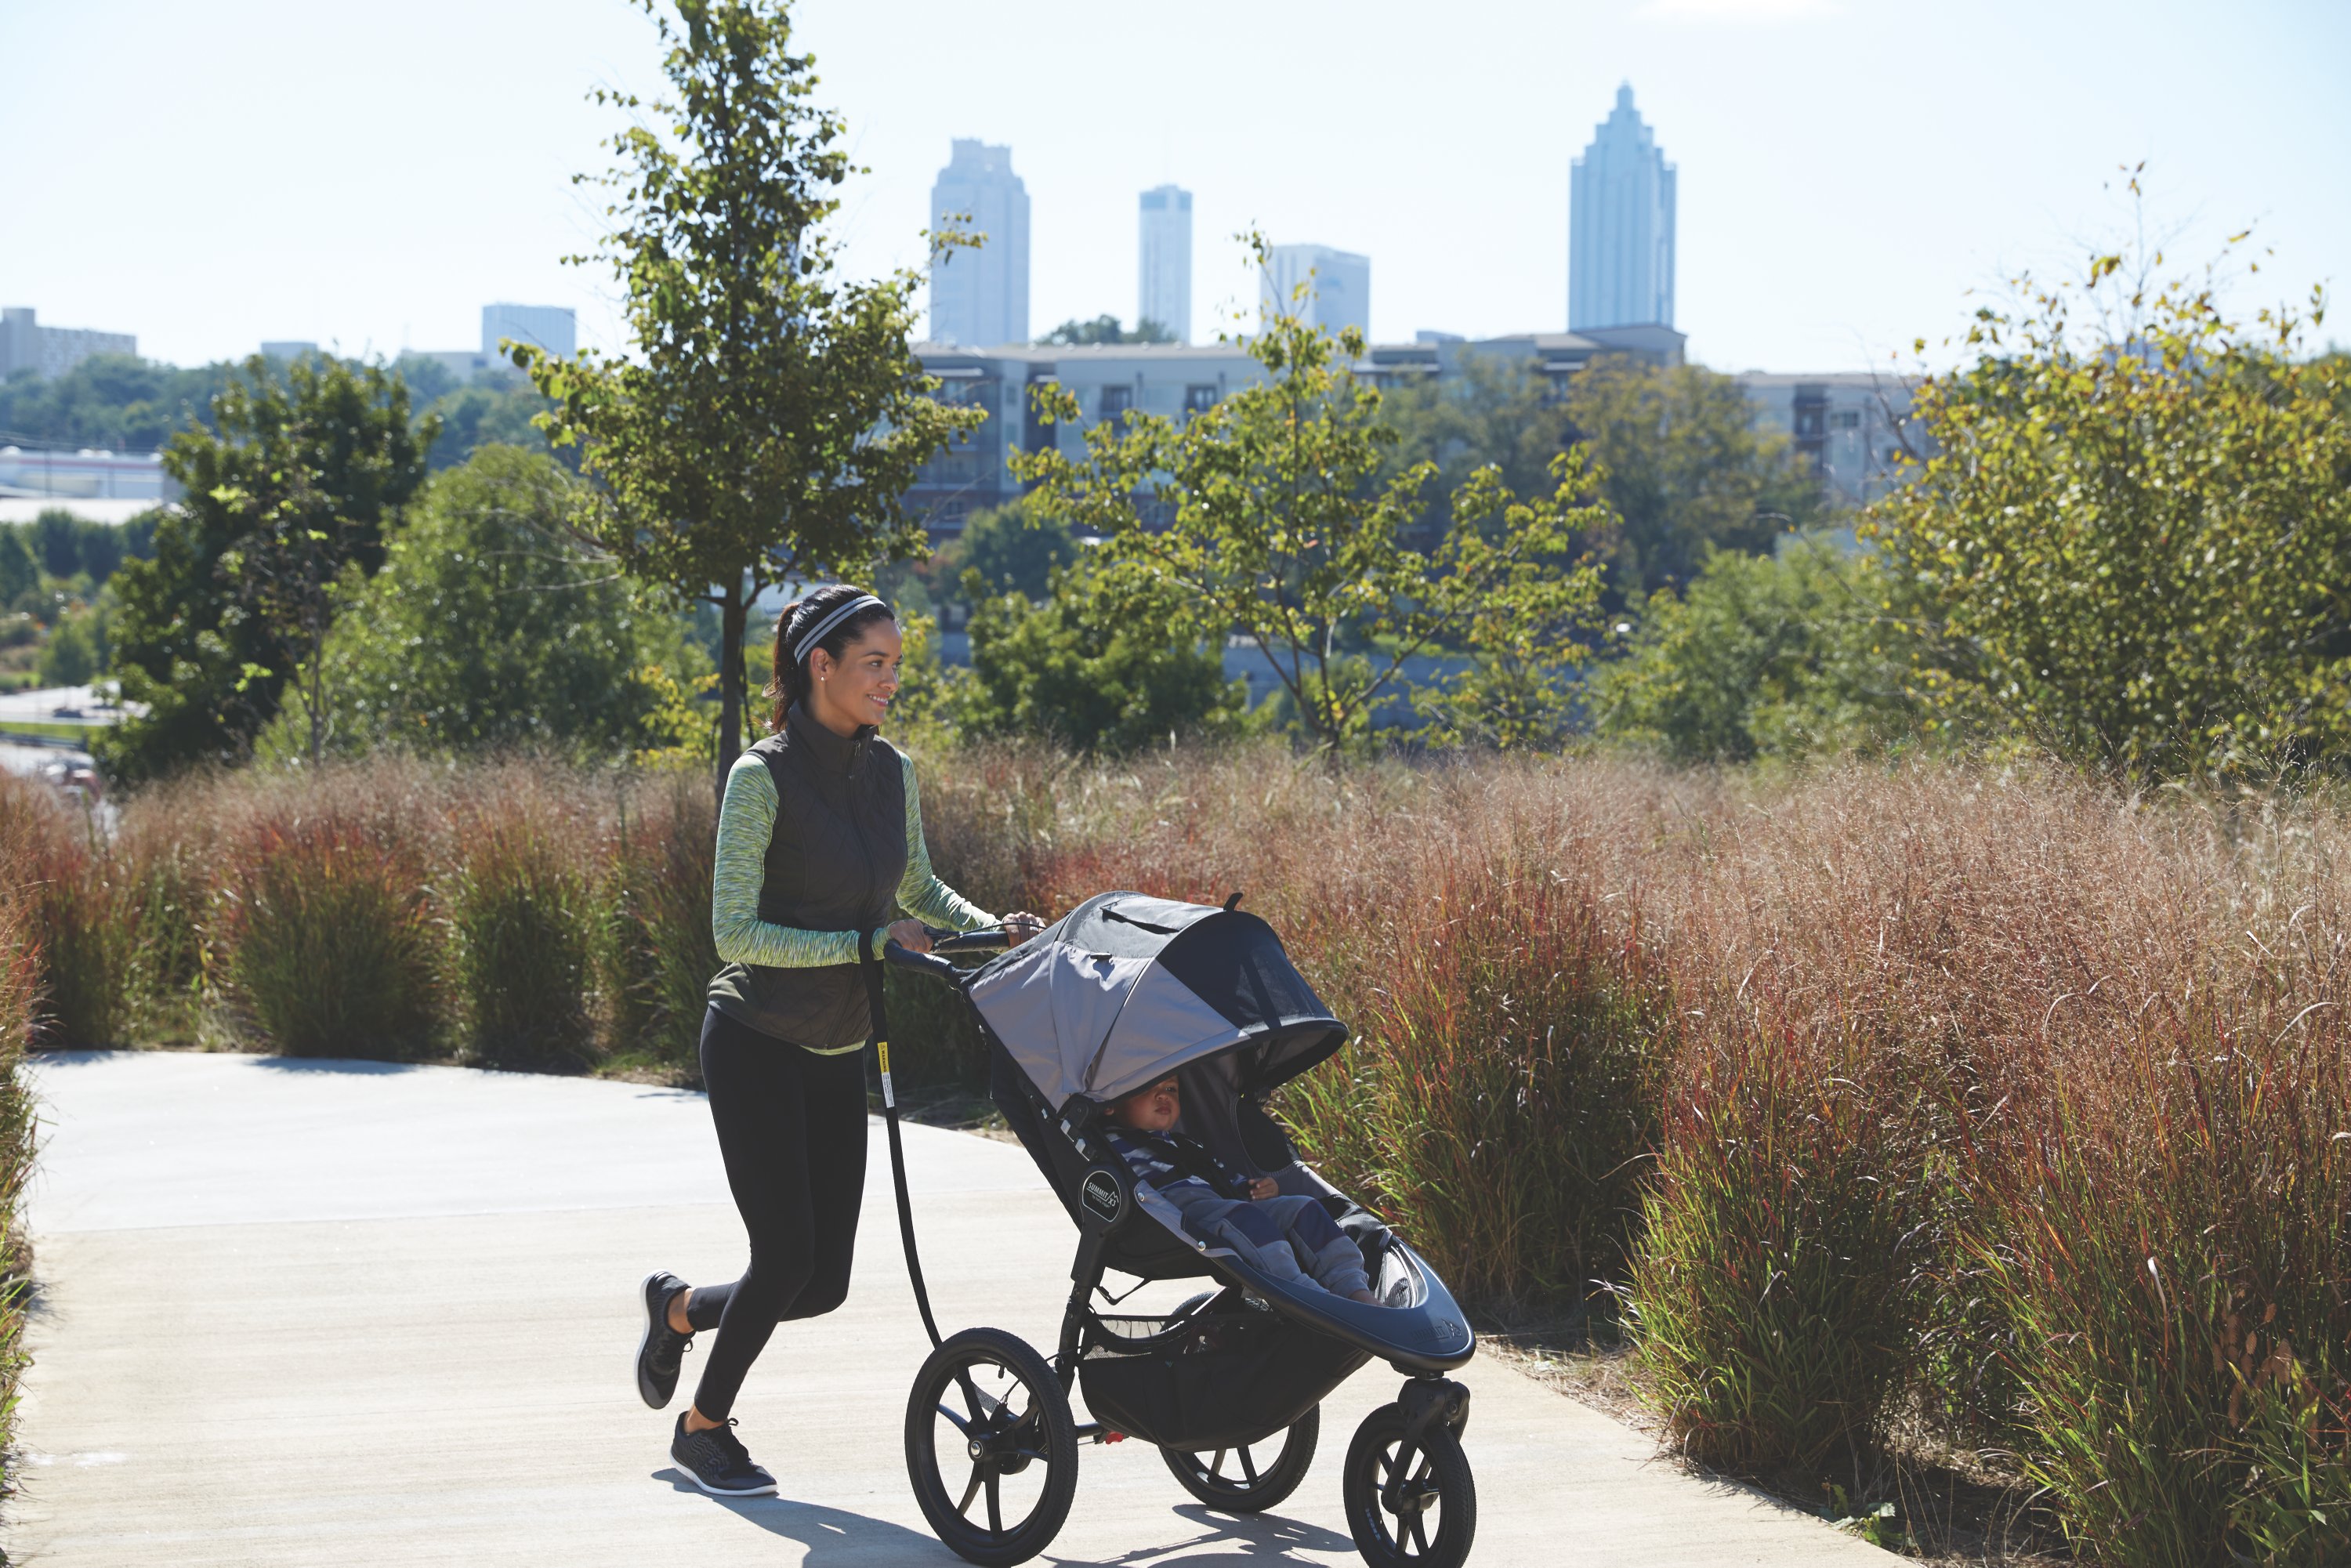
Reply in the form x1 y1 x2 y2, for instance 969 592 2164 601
1592 538 1929 764
225 815 441 1057
447 817 602 1070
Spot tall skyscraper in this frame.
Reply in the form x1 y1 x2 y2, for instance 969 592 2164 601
1138 185 1193 342
482 303 576 359
1569 84 1676 331
1259 244 1370 340
929 139 1031 346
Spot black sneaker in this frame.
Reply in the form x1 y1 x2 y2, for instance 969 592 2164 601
636 1271 693 1410
671 1411 777 1497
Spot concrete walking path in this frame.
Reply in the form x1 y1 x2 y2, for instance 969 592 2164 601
11 1050 1885 1566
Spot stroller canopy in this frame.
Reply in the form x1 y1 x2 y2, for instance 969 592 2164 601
969 892 1346 1108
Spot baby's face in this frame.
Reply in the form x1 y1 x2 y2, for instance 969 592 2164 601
1114 1078 1182 1132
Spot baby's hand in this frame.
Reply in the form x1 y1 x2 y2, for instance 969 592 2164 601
1248 1177 1278 1200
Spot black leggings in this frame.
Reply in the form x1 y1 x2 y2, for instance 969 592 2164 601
682 1007 869 1421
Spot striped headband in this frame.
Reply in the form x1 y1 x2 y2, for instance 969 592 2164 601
791 593 889 666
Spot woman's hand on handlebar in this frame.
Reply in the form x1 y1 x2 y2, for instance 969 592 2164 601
885 918 933 954
1002 911 1045 946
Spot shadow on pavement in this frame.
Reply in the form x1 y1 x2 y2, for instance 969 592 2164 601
1054 1501 1356 1565
654 1469 963 1562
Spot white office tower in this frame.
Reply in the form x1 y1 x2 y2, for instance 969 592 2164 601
481 303 577 359
1259 244 1370 340
1569 84 1676 331
1137 185 1193 342
929 140 1031 346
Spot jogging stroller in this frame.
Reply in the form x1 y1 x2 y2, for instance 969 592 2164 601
868 891 1479 1568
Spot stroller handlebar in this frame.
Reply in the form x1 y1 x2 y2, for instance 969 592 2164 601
928 925 1012 954
884 940 965 983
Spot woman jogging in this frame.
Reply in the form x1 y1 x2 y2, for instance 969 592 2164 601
632 582 1043 1497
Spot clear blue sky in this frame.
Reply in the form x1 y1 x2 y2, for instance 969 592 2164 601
3 0 2344 374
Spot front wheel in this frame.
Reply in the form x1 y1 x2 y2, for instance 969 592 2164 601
1342 1402 1476 1568
1160 1404 1319 1512
904 1327 1079 1567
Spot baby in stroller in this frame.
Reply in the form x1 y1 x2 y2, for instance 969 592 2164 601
1103 1074 1386 1305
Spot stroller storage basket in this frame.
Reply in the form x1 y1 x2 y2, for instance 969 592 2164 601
1079 1306 1369 1452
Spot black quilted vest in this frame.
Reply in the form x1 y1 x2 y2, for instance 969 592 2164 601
705 702 907 1048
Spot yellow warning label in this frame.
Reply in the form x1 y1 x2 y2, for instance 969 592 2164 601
877 1040 891 1074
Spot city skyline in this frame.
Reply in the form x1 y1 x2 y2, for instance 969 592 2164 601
2 2 2346 373
1138 185 1193 343
927 139 1031 348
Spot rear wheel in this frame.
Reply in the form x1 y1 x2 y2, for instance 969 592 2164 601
1159 1404 1319 1512
1342 1402 1476 1568
904 1327 1079 1567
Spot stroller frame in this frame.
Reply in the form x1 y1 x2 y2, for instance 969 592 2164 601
867 900 1482 1568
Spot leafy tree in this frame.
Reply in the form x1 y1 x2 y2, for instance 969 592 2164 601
1591 539 1931 763
419 375 560 472
1380 353 1824 599
952 559 1242 753
26 509 127 586
954 501 1078 600
0 527 34 606
38 606 102 687
276 445 709 759
0 354 235 451
1014 234 1608 751
1035 314 1175 346
521 0 980 798
1871 237 2351 777
99 357 434 782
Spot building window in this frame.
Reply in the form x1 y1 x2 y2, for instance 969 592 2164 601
1184 384 1218 415
1829 410 1860 429
1099 384 1133 422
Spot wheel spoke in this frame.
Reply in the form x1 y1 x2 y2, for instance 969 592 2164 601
1237 1444 1259 1484
985 1472 1003 1534
935 1403 970 1433
955 1461 984 1515
1377 1447 1399 1487
1408 1511 1430 1555
1208 1447 1227 1479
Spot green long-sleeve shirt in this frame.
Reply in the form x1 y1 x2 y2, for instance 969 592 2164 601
709 748 995 1051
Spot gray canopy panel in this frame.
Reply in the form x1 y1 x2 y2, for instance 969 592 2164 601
968 891 1347 1107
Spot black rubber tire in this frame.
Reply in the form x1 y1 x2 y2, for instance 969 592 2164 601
904 1327 1080 1567
1342 1402 1476 1568
1159 1404 1320 1512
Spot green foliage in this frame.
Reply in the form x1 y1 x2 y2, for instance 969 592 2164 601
1014 234 1607 751
420 375 559 472
1034 314 1174 346
36 604 101 687
224 814 442 1057
952 559 1244 754
602 772 720 1070
99 357 435 782
1379 353 1824 598
1872 233 2351 778
523 0 981 788
0 528 34 607
1629 1035 1925 1477
1592 539 1929 763
954 502 1077 601
0 353 234 451
278 445 708 761
447 817 601 1070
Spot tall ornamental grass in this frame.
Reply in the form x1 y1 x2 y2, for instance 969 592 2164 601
446 810 601 1070
221 812 443 1058
0 878 42 1501
0 774 129 1045
27 740 2349 1559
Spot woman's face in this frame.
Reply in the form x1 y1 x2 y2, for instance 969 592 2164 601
810 617 903 731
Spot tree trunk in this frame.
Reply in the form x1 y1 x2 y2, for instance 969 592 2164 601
716 580 748 811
